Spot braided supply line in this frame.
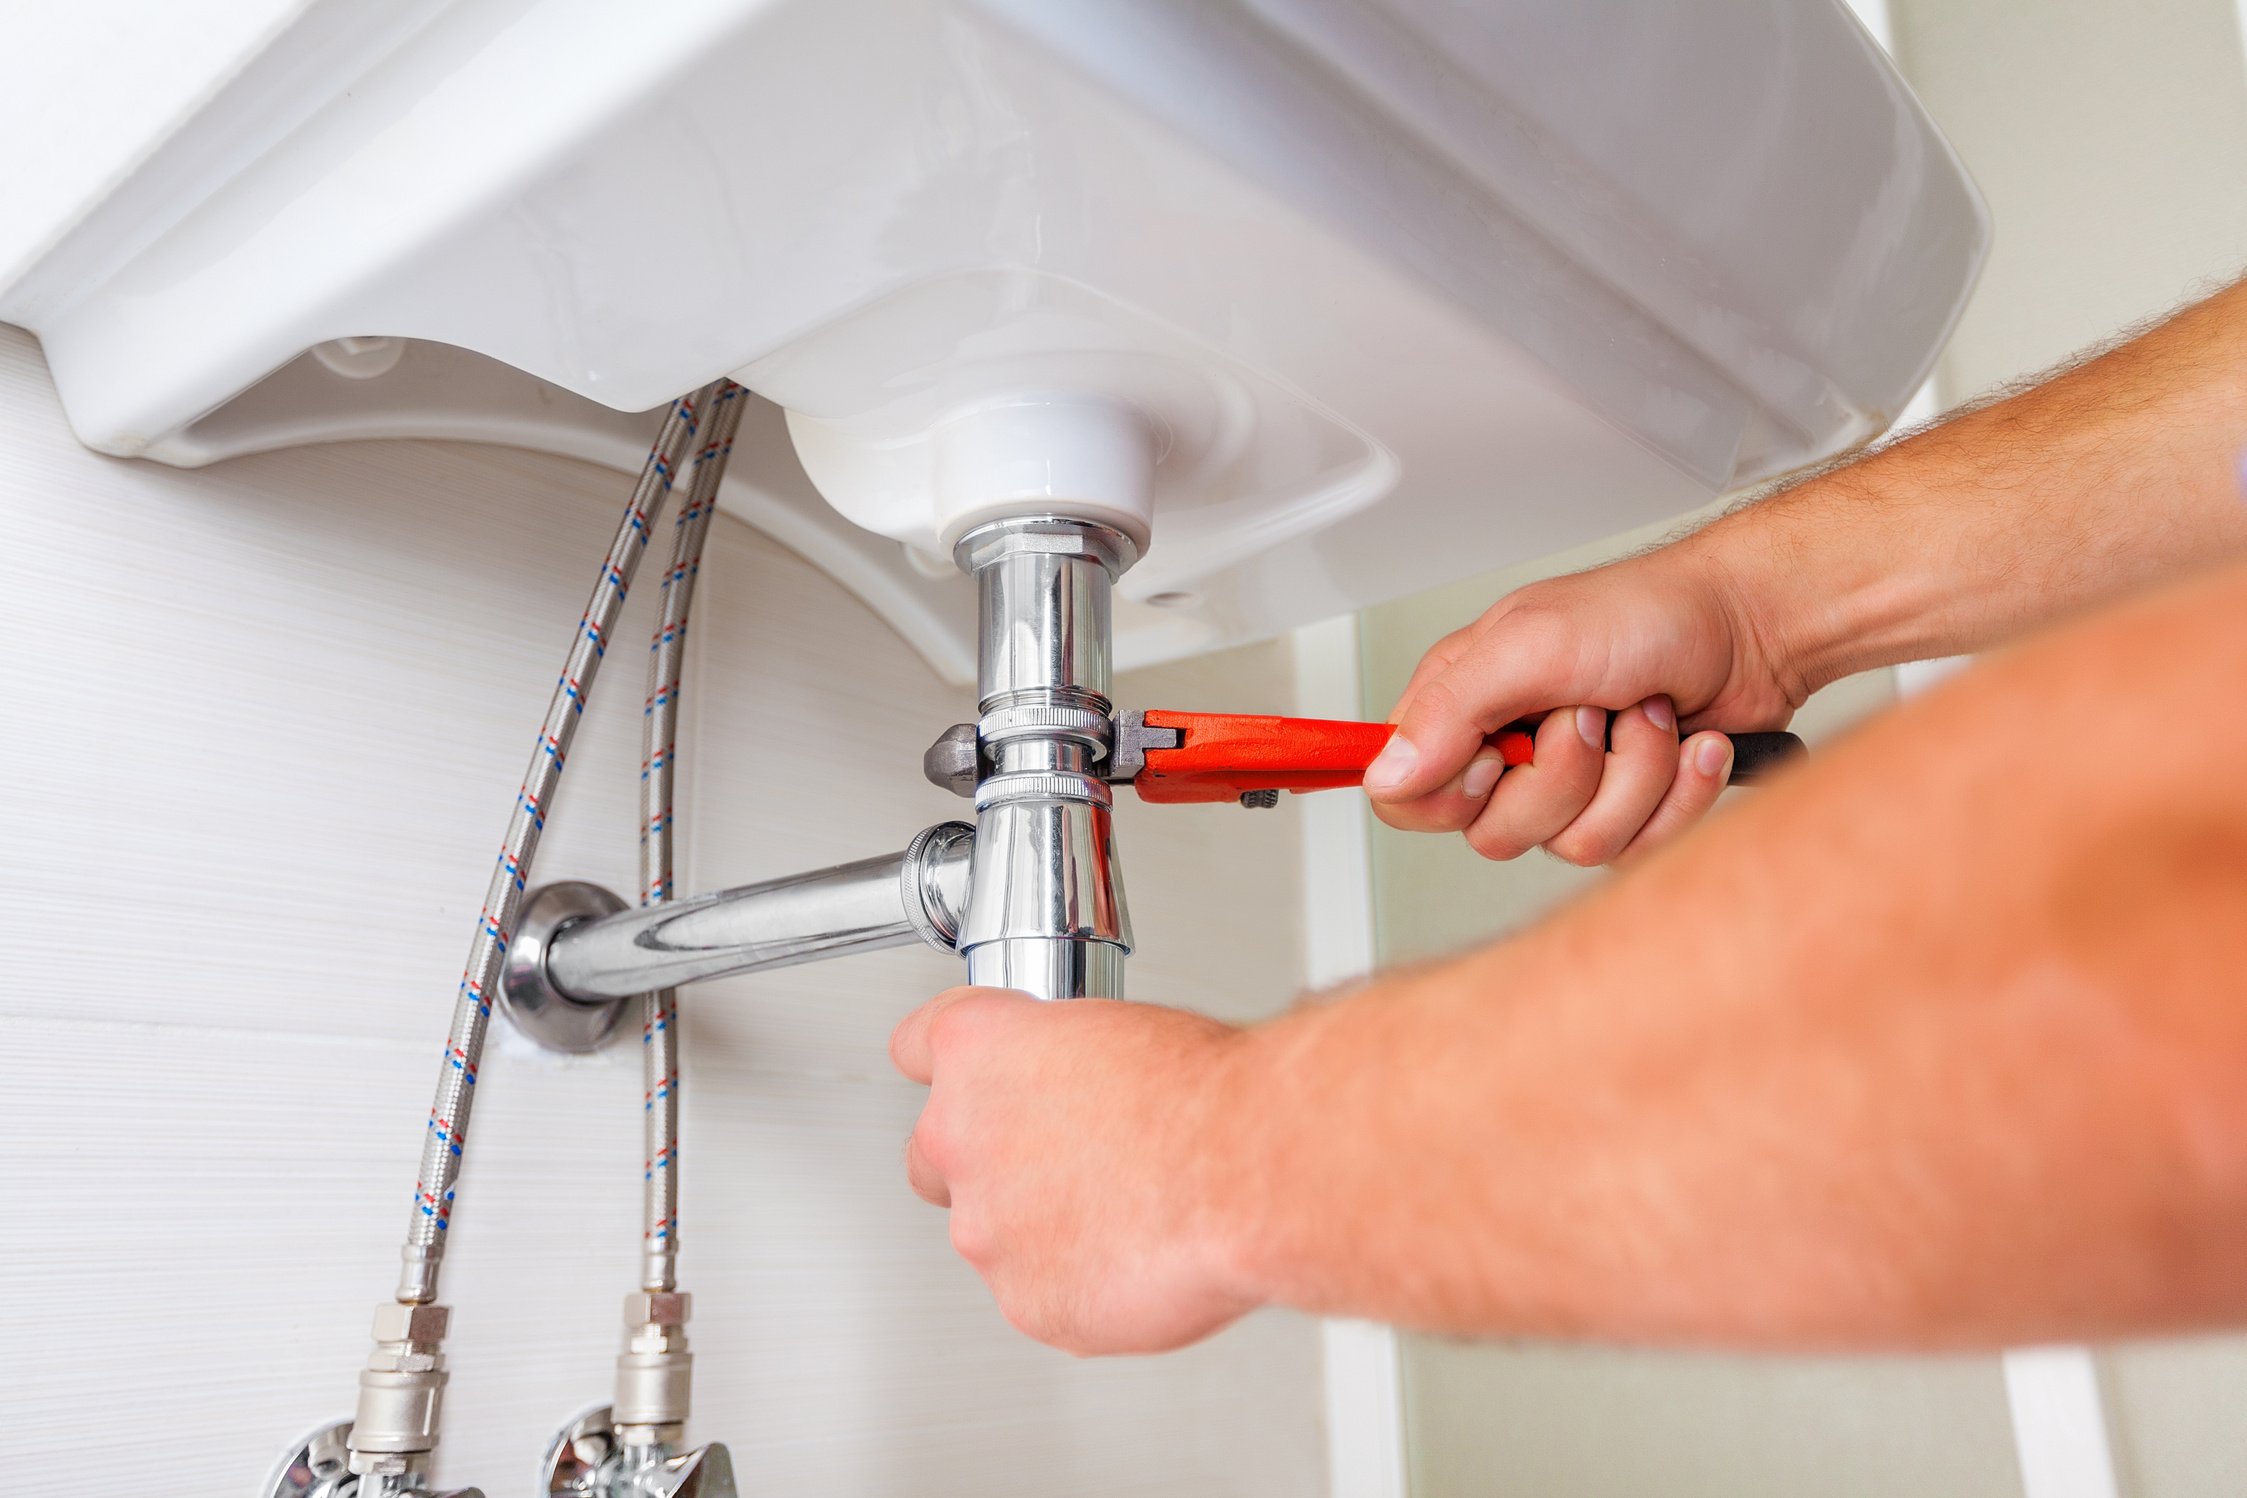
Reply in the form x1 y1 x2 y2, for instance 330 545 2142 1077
397 382 723 1305
639 380 745 1294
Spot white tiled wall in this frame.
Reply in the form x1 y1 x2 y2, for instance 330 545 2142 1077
0 326 1328 1495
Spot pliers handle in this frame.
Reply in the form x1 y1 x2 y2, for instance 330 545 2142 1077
1124 710 1805 806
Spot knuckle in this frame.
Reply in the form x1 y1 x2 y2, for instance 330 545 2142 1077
1405 672 1467 730
1553 753 1603 800
1372 794 1468 835
1542 828 1605 867
910 1107 956 1172
1367 797 1424 832
1618 817 1681 862
1463 819 1530 863
1634 740 1683 786
1420 798 1481 835
1613 712 1668 756
888 1020 924 1074
998 1294 1060 1349
949 1212 995 1267
1431 803 1481 834
1496 599 1575 661
927 995 991 1054
906 1150 948 1207
1506 595 1569 634
1419 624 1476 674
1536 759 1602 812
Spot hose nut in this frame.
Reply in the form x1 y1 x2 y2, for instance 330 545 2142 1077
614 1289 695 1432
372 1303 451 1344
622 1291 690 1328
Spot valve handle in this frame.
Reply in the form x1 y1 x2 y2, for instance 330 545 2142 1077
1130 710 1805 805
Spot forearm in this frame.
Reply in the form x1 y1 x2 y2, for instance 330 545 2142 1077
1225 556 2247 1349
1692 277 2247 699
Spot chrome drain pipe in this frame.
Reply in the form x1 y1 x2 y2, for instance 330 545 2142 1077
951 515 1137 1001
509 514 1140 1023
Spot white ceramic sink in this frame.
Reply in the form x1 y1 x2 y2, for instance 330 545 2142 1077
0 0 1985 681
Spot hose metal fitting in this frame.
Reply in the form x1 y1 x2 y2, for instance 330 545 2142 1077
613 1291 693 1444
541 1294 732 1498
349 1302 452 1476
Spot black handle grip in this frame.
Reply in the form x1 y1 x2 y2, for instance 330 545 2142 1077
1724 731 1807 785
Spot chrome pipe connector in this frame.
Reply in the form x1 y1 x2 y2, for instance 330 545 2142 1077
899 820 976 952
267 1418 486 1498
541 1405 738 1498
283 1304 488 1498
953 516 1136 1000
501 825 975 1050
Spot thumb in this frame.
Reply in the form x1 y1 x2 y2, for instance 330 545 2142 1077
1366 636 1569 802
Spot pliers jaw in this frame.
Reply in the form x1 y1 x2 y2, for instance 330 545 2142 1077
923 708 1394 808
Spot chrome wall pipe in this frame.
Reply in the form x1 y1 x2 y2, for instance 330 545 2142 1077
504 823 974 1039
556 823 973 996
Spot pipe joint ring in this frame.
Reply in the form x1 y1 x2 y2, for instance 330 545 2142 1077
977 702 1113 758
973 770 1113 811
979 684 1112 719
952 514 1139 576
901 821 976 951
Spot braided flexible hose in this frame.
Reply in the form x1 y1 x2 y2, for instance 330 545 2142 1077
397 383 722 1304
639 381 745 1293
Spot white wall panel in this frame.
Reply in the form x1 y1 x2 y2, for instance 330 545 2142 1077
1353 517 2027 1498
0 325 1327 1496
1886 3 2247 1492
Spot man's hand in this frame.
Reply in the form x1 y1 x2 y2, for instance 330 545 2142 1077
891 988 1260 1355
1368 279 2247 869
1365 544 1800 864
904 557 2247 1354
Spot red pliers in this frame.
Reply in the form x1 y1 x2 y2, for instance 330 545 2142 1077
1112 710 1805 806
